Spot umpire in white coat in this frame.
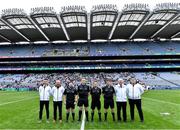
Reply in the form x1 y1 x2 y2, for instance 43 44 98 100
51 80 65 123
127 78 144 122
114 78 127 122
38 79 51 123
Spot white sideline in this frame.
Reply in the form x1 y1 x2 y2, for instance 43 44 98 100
80 110 86 130
0 97 38 106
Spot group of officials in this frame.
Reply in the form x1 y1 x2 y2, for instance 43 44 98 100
38 77 144 123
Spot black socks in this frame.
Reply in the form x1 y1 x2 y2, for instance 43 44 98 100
72 112 75 121
104 112 107 121
98 112 101 121
112 112 115 121
91 112 94 121
66 112 69 121
78 110 82 121
85 111 89 121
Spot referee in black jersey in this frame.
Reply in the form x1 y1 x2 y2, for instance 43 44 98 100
64 81 78 122
102 78 115 121
90 80 102 121
77 78 90 121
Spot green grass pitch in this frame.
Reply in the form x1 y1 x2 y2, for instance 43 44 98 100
0 90 180 129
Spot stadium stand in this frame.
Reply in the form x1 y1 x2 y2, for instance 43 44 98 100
0 41 180 57
0 3 180 91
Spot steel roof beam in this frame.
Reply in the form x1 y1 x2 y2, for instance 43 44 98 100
129 12 153 39
108 12 121 40
28 16 50 41
171 31 180 38
0 34 11 42
57 15 70 41
0 19 30 42
151 14 180 38
87 13 91 40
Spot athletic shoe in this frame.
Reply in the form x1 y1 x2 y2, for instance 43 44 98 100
38 120 42 123
46 120 50 123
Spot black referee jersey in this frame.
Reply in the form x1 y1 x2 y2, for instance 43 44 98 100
102 85 115 100
102 85 115 109
91 87 101 101
64 86 77 102
91 87 101 110
64 85 77 109
77 84 90 107
77 84 90 99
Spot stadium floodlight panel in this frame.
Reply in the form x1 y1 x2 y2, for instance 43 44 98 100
154 3 180 11
149 13 174 21
63 15 86 23
92 14 115 22
35 17 59 24
120 14 145 22
122 3 150 11
92 14 116 27
7 18 31 25
91 4 118 12
61 5 86 13
1 8 26 16
30 7 56 15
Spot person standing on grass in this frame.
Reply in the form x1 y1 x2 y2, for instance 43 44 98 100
90 80 102 122
51 80 65 123
102 78 115 121
77 78 90 121
63 81 78 122
114 78 127 122
127 77 144 122
38 79 51 123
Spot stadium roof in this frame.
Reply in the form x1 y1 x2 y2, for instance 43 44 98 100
0 3 180 43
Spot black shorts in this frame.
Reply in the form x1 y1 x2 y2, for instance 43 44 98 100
78 98 88 107
91 100 101 110
104 99 114 109
66 101 75 109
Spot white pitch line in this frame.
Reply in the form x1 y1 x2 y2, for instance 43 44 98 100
143 97 180 106
80 110 86 130
0 97 38 106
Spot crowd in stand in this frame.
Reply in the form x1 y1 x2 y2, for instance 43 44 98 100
0 72 148 90
0 72 179 90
